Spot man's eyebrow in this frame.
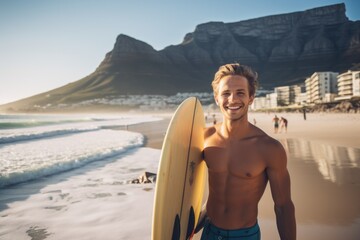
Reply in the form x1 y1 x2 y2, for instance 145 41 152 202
220 89 230 93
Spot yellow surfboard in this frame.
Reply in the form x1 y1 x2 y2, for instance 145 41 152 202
152 97 207 240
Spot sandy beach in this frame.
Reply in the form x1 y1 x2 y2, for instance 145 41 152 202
110 111 360 239
248 112 360 240
0 112 359 239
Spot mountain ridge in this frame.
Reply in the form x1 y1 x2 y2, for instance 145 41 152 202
1 3 360 112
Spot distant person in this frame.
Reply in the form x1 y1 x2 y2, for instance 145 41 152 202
279 117 288 133
273 115 280 133
253 118 257 125
302 107 307 120
212 114 217 125
197 63 296 240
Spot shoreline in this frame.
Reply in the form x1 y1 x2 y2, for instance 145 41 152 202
248 112 360 149
126 111 360 149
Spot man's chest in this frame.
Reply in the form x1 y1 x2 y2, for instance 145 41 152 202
203 144 266 178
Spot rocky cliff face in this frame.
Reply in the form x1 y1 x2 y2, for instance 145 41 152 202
96 3 359 92
2 3 360 111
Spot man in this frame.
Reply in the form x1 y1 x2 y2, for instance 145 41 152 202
198 63 296 239
273 115 280 134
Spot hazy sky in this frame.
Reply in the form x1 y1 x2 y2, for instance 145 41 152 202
1 0 359 105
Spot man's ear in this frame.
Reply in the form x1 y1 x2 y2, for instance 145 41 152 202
249 95 255 105
214 94 219 106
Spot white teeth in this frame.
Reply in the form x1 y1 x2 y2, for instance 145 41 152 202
227 106 240 110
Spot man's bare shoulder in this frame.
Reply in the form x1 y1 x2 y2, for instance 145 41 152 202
249 124 270 141
250 125 287 168
250 124 285 154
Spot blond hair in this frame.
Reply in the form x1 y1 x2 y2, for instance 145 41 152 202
212 63 258 96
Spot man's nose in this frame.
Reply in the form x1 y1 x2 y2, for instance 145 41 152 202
229 93 239 102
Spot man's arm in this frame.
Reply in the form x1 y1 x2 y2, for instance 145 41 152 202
266 140 296 240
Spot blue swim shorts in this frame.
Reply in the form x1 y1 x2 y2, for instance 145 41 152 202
200 219 261 240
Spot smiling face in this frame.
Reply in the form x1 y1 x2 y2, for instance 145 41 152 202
215 75 254 122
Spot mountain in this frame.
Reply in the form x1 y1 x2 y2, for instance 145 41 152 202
1 3 360 112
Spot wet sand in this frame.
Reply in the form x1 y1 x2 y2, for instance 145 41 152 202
127 118 170 149
251 112 360 240
249 112 360 149
130 112 360 240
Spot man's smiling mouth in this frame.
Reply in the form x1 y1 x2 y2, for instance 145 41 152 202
226 106 241 110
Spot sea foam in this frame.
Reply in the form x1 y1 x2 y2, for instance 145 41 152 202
0 114 162 188
0 129 144 188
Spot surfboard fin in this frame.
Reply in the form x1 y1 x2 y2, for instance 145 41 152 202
186 206 195 239
172 214 180 240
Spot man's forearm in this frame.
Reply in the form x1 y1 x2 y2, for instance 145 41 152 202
274 201 296 240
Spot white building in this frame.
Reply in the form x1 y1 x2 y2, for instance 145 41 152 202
295 92 307 105
275 85 302 106
335 70 360 100
305 72 338 103
267 92 278 108
274 86 290 106
251 93 278 110
354 72 360 96
252 96 267 110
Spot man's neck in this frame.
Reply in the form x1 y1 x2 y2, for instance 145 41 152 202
219 116 250 140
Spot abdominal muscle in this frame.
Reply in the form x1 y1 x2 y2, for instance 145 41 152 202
206 170 268 229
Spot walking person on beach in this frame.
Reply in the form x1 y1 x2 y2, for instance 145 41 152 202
273 115 280 133
279 117 288 133
197 63 296 239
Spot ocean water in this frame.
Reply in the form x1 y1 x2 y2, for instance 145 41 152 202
0 114 160 188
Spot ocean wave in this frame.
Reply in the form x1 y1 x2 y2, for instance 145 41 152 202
0 126 99 144
0 116 161 144
0 114 94 129
0 129 144 188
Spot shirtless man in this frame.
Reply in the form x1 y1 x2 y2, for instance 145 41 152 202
199 63 296 239
273 115 280 133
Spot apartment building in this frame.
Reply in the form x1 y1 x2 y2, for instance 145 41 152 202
336 70 360 100
354 72 360 96
305 72 338 103
252 69 358 110
251 93 278 110
274 85 302 106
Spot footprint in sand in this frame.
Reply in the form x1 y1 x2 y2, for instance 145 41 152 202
91 178 103 182
143 188 153 192
44 205 67 211
26 226 52 240
112 181 126 185
59 193 70 200
81 183 99 187
89 193 112 199
117 192 127 196
45 190 68 202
